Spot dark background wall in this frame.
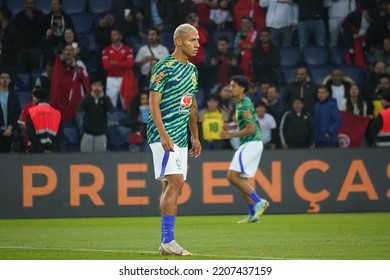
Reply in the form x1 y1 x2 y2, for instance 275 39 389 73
0 149 389 218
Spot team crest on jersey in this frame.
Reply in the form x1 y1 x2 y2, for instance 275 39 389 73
165 60 174 67
178 93 192 114
243 109 251 118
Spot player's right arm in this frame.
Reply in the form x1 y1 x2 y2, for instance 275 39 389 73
149 90 174 152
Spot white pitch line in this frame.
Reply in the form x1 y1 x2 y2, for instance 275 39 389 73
0 245 303 260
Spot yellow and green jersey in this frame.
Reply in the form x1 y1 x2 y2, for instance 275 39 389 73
235 96 261 145
147 55 198 148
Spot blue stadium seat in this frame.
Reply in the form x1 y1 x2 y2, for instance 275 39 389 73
160 31 175 52
107 109 125 127
330 46 346 66
63 0 87 14
280 67 297 84
36 0 51 14
16 91 32 107
61 124 80 152
70 13 93 34
88 0 112 15
124 36 142 55
13 70 32 91
31 69 44 86
77 33 91 51
211 29 236 46
302 46 329 66
280 47 300 67
5 0 24 16
339 65 365 85
106 125 131 151
308 65 333 85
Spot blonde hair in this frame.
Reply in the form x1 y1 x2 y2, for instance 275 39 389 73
173 23 197 39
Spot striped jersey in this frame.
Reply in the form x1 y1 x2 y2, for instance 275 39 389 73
147 55 198 147
235 96 261 145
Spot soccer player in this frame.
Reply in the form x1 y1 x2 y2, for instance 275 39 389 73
221 75 269 223
147 23 202 256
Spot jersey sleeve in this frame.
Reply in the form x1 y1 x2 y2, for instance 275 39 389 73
149 63 169 94
240 100 255 123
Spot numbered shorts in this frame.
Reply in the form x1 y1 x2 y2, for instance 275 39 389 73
229 141 263 178
149 142 188 181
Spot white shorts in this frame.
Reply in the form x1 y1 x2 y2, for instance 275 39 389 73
149 142 188 181
229 141 263 178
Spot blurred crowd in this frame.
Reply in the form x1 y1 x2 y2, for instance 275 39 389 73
0 0 390 154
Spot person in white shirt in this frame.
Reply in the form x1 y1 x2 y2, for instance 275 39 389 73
255 100 277 149
324 0 356 47
259 0 298 47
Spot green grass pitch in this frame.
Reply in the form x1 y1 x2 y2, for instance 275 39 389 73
0 213 389 260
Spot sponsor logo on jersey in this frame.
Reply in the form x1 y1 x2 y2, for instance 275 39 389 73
178 93 192 114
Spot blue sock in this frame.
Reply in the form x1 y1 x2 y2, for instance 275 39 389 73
249 191 261 203
161 215 175 244
247 203 255 216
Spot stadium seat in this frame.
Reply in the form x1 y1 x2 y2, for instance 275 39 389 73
339 65 365 85
280 67 297 84
70 13 93 34
5 0 24 16
330 46 346 66
16 91 32 107
124 36 142 55
160 31 175 52
73 111 84 136
280 47 301 67
211 29 236 46
13 70 32 91
31 69 44 86
63 0 87 14
61 124 80 152
106 125 131 151
308 65 334 85
107 109 126 127
88 0 112 15
302 46 329 66
36 0 51 14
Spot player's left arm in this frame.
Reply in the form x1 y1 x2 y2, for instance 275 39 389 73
189 96 201 158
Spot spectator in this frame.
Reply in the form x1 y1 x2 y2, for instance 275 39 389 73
206 35 241 94
135 27 169 90
264 85 285 133
254 100 277 149
194 0 218 29
13 0 46 72
18 87 39 153
280 97 314 148
50 44 90 124
361 60 386 115
111 0 142 37
259 0 298 47
34 60 53 93
0 8 22 71
233 16 258 82
210 0 233 31
283 66 318 115
340 84 369 116
124 90 150 152
251 28 281 84
341 8 375 68
79 79 113 152
0 70 22 153
370 0 390 48
232 0 267 32
372 74 390 117
26 88 62 153
293 0 326 52
198 94 229 150
323 68 354 110
370 90 390 147
216 83 235 121
102 27 138 110
325 0 356 47
187 11 210 90
313 86 342 147
369 36 390 74
140 0 176 32
44 0 76 48
247 81 264 103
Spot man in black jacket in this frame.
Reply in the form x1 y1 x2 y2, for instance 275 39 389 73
0 70 22 153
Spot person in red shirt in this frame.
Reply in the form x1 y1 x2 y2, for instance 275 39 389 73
102 27 138 110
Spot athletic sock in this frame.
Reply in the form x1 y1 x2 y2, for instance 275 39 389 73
247 203 255 216
161 215 175 244
249 191 261 203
